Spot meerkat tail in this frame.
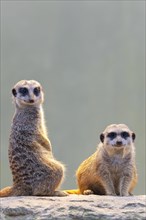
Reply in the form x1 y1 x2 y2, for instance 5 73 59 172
63 189 81 194
0 186 13 197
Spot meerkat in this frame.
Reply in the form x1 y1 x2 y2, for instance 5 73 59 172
0 80 67 197
76 124 138 196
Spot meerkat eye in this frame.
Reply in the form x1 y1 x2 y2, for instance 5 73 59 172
121 131 130 139
33 87 40 96
107 132 117 139
19 87 29 96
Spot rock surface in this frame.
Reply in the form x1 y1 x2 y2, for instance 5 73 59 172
0 195 146 220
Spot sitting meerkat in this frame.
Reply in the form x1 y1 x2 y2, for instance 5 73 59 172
0 80 67 197
76 124 138 196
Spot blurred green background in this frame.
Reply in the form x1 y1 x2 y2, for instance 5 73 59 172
1 1 145 195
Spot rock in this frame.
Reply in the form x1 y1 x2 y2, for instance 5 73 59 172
0 195 146 220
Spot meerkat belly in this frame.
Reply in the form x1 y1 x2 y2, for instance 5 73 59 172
109 157 124 176
110 167 122 189
108 159 126 193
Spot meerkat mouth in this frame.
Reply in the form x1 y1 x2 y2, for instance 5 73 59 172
115 145 124 148
16 97 35 104
23 100 35 105
112 144 125 148
111 141 125 148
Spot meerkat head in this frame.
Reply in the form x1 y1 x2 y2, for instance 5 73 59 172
100 124 135 153
12 80 44 108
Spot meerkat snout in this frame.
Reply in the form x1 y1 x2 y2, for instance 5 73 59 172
29 99 35 103
116 140 122 146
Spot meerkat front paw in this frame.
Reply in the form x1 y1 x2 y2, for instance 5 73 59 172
83 189 94 195
53 190 68 196
120 192 129 196
107 193 117 196
106 192 117 196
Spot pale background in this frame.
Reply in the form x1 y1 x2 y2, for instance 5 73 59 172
1 1 145 195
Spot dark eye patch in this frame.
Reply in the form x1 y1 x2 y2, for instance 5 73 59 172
33 87 40 96
19 87 28 96
121 131 130 139
107 132 117 139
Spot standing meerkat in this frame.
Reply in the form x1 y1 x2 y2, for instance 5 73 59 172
0 80 67 197
76 124 138 196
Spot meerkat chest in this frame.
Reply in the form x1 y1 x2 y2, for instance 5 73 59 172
106 154 130 174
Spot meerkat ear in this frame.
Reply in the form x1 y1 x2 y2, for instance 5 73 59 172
132 133 136 142
100 133 104 143
12 88 17 97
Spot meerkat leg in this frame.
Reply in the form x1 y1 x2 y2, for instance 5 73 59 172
33 185 68 196
33 189 68 197
119 176 132 196
32 173 67 196
10 185 32 196
101 173 116 196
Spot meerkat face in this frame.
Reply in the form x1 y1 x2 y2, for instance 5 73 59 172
12 80 44 108
100 124 135 149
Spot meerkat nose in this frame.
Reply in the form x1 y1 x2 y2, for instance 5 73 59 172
29 99 34 103
116 141 122 146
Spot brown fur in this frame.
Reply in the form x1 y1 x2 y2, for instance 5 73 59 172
0 80 67 197
76 124 138 196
